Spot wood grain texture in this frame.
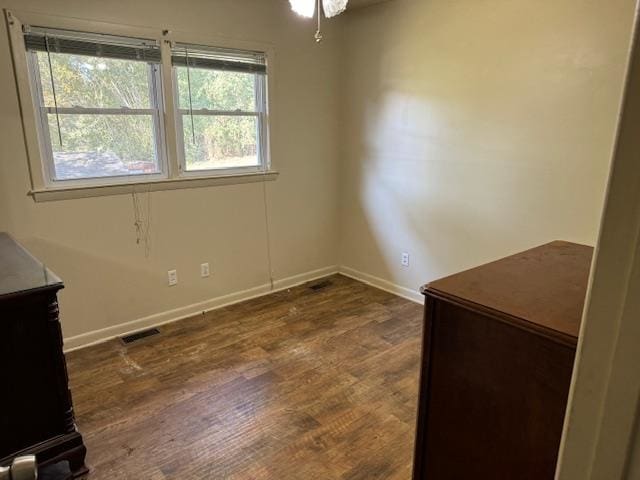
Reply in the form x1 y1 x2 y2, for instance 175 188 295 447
418 302 576 479
425 241 593 342
66 274 422 479
413 242 592 480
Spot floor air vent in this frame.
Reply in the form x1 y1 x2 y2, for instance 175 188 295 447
120 328 160 345
309 280 332 291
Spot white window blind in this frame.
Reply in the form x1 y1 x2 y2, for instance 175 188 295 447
171 43 266 74
24 27 161 63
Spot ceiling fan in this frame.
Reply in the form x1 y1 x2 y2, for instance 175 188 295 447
289 0 349 42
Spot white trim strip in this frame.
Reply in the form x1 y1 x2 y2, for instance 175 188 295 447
44 107 156 115
338 266 424 304
63 265 339 352
178 109 259 116
62 266 425 352
30 170 279 202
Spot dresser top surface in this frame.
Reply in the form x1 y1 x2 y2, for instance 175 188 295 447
0 233 62 300
423 241 593 340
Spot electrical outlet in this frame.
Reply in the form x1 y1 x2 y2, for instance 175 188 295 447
401 252 410 267
168 269 178 286
201 262 210 278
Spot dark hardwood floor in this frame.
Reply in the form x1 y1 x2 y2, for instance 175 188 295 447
66 274 423 479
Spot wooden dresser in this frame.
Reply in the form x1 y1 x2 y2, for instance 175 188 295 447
412 241 593 479
0 233 87 477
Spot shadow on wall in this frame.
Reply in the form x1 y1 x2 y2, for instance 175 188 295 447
340 0 619 291
341 1 521 289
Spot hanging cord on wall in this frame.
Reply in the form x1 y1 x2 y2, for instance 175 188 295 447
184 46 196 144
315 0 323 43
144 187 152 258
261 176 275 291
132 189 152 258
44 35 62 146
132 191 143 243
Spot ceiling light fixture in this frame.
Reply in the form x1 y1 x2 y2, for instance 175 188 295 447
290 0 348 42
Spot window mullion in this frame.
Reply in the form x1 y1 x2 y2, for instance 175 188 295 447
256 73 268 171
28 51 57 183
171 66 187 175
160 39 181 180
148 63 167 179
254 72 261 170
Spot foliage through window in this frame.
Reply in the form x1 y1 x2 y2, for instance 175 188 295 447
172 44 267 173
22 27 269 187
26 29 165 182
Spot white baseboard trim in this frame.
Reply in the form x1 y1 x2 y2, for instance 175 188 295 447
64 264 424 352
63 265 338 352
338 265 423 304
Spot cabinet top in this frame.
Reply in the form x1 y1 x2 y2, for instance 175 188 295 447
0 233 62 301
422 241 593 343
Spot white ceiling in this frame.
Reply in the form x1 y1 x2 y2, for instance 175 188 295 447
347 0 392 11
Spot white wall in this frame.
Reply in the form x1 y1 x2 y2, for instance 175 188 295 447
0 0 636 347
0 0 342 341
339 0 636 294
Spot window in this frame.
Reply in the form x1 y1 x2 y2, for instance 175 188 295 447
172 44 268 174
13 18 272 195
25 28 166 183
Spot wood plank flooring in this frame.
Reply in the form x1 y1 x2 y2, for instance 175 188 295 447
66 274 423 479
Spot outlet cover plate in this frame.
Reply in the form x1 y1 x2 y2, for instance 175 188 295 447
201 263 210 278
168 269 178 286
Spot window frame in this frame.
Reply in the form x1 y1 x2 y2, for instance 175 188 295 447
171 60 270 177
5 9 277 201
26 48 169 187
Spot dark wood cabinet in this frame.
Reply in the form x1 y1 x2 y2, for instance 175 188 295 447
412 241 593 480
0 233 87 477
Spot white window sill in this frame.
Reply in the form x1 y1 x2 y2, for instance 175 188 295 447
29 170 279 202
